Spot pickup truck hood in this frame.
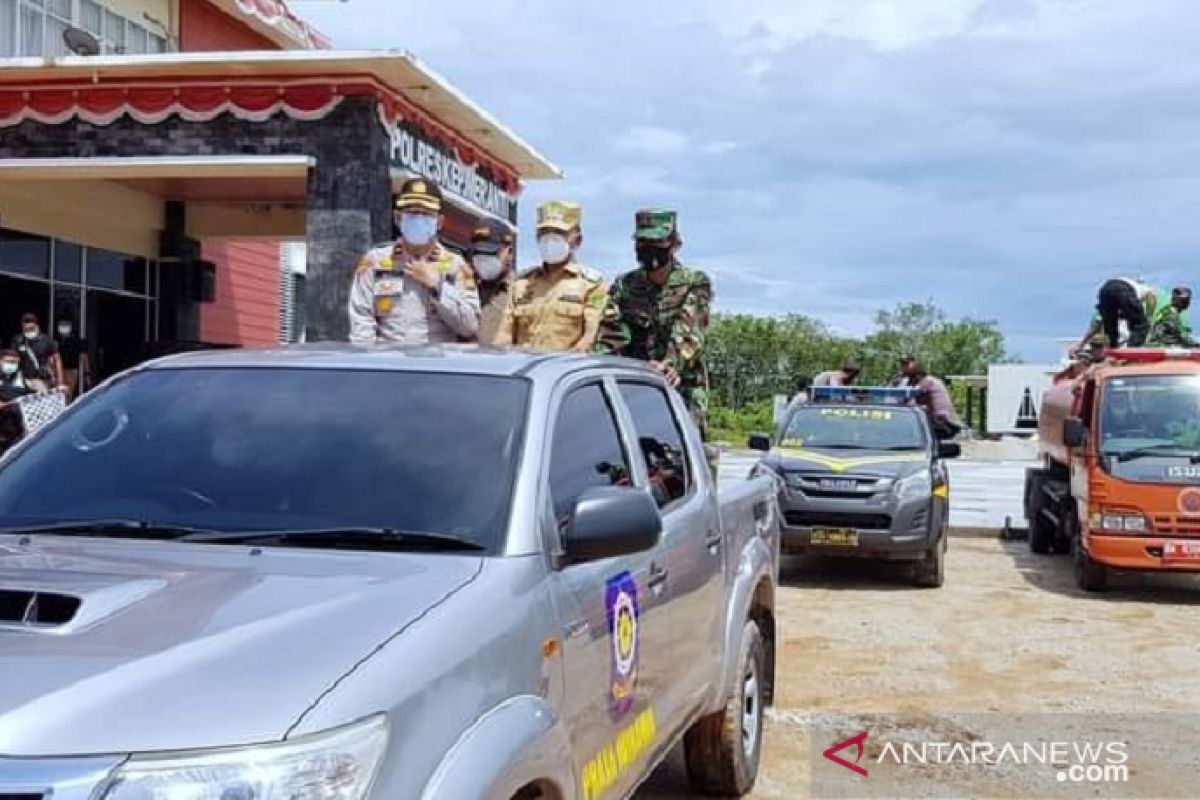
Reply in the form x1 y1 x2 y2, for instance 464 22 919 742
769 446 928 478
0 535 482 757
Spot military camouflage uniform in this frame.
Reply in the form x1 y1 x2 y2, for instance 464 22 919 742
1149 305 1198 347
594 209 712 432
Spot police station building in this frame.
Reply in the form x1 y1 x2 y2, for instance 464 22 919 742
0 0 558 380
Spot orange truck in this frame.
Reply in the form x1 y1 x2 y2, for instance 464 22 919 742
1024 348 1200 591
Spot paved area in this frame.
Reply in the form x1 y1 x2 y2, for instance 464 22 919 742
639 538 1200 798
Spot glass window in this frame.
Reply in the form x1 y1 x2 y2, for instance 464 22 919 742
0 229 50 279
549 384 631 526
45 0 67 17
44 10 67 55
618 382 691 508
103 9 123 51
0 369 531 552
18 3 42 56
54 240 82 284
124 21 146 54
782 406 927 451
0 0 16 58
149 33 166 53
80 0 102 36
86 248 146 293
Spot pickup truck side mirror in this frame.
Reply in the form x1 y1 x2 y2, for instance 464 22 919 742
1063 417 1087 448
937 441 961 460
747 432 772 452
563 486 661 565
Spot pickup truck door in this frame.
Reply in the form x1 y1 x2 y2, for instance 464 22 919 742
614 380 726 736
545 379 671 799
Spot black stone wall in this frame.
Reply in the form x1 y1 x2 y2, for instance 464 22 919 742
0 97 393 341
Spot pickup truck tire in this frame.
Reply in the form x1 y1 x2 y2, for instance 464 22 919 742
912 533 946 588
684 620 764 796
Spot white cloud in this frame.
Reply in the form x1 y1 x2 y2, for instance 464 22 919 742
614 125 690 156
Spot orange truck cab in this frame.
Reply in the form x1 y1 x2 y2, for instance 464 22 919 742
1024 348 1200 592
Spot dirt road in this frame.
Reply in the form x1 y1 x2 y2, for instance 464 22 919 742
639 538 1200 798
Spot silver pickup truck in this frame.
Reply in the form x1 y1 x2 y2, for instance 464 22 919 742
0 346 780 800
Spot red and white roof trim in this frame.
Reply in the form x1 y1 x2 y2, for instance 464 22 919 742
227 0 331 50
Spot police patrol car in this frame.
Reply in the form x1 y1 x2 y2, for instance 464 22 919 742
749 386 960 588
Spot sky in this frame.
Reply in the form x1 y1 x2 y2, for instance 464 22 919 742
300 0 1200 363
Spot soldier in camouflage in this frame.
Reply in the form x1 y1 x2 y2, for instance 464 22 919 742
595 208 713 434
1148 286 1197 347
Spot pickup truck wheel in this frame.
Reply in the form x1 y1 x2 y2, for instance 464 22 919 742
684 620 764 796
912 534 946 588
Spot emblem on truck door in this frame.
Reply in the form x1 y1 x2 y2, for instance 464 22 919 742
605 571 640 721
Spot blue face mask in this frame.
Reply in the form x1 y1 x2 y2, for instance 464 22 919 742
398 213 438 245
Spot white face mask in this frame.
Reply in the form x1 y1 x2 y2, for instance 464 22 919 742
0 363 16 377
57 324 72 337
538 233 571 265
473 254 505 282
398 213 438 246
22 328 37 340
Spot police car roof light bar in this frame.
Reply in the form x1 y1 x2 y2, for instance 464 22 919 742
810 386 918 405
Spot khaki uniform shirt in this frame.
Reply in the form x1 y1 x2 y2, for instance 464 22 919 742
476 273 514 346
495 261 607 351
348 241 480 345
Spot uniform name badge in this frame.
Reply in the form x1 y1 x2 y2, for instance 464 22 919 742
374 278 403 315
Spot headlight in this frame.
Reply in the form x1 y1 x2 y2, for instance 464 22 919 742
100 715 388 800
894 470 933 501
1096 510 1149 534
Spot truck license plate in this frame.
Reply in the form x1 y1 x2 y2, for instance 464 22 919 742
819 478 857 491
1163 541 1200 561
811 528 859 546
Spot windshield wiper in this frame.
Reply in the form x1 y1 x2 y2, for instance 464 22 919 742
1111 445 1200 463
0 519 218 539
177 527 487 553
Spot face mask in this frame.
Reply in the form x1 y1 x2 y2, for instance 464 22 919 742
473 254 505 282
636 244 672 271
1 363 16 376
22 328 37 339
398 213 438 246
538 233 571 265
57 324 72 337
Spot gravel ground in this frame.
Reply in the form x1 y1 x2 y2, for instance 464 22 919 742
638 538 1200 799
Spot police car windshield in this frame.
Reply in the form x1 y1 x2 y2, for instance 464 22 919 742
1100 374 1200 457
0 367 529 553
782 406 926 451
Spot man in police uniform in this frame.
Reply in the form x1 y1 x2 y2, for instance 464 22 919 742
468 220 516 345
1149 286 1197 347
494 200 607 352
348 179 480 344
595 208 713 433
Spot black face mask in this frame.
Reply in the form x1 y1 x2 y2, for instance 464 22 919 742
636 245 672 271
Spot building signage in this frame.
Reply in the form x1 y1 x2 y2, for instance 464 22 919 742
386 120 517 223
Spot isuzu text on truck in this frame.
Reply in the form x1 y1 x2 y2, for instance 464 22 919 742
1025 348 1200 592
0 346 780 800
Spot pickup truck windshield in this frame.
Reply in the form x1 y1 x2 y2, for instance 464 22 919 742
0 368 528 552
781 406 926 451
1100 374 1200 461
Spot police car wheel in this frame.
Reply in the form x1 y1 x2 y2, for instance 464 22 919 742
684 619 764 796
912 536 946 588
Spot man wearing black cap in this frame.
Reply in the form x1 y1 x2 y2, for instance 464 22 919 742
348 178 481 344
468 220 516 345
1149 286 1197 347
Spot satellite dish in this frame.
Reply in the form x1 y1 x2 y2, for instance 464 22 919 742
63 27 101 56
